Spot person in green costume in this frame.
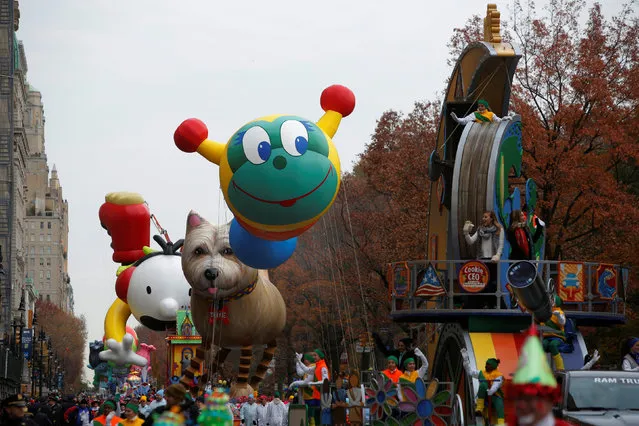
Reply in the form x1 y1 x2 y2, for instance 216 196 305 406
450 99 513 124
461 349 505 425
541 295 567 371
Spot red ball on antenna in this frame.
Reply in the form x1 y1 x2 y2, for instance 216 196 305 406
174 118 208 153
320 85 356 117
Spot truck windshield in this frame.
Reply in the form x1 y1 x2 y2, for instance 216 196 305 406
567 376 639 411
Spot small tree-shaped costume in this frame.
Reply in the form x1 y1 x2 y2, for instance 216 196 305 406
507 325 573 425
197 388 234 426
461 350 505 425
541 295 566 371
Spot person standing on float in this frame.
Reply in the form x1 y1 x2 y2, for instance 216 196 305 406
450 99 512 124
461 351 505 425
309 349 330 426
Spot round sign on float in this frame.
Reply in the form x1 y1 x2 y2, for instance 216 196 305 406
458 261 490 293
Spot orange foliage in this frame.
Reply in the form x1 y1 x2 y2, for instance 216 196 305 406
35 300 87 392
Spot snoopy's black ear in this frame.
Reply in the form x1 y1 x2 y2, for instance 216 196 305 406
186 210 208 234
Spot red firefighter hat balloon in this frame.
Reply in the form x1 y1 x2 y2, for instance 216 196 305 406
174 85 355 242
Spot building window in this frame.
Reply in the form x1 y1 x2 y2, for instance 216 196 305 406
46 295 50 302
46 258 51 266
47 221 51 229
39 234 43 242
39 271 43 279
40 221 44 229
46 234 51 242
30 235 34 242
39 258 43 266
46 247 51 255
46 271 50 279
30 247 34 255
39 247 43 255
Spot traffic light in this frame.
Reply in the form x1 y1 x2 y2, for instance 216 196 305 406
484 4 502 43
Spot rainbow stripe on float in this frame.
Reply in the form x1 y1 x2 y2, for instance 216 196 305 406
468 331 586 377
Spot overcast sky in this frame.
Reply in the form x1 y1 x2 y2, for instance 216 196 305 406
17 0 628 383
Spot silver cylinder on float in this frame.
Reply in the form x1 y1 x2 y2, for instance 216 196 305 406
507 260 552 323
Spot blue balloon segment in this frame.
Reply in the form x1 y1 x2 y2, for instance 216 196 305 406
229 219 297 269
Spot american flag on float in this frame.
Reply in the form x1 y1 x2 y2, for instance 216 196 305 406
414 263 446 297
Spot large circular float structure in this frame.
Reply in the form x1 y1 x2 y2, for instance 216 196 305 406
387 4 628 424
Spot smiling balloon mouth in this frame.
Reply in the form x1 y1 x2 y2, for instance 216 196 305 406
140 316 176 331
232 164 334 207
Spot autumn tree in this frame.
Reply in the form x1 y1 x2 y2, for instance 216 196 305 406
34 300 87 392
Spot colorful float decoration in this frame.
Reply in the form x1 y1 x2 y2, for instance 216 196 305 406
167 309 203 386
173 85 356 269
98 192 191 367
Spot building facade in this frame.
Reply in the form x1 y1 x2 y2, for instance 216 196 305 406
24 86 72 312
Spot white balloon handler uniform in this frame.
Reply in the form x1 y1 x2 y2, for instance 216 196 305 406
266 396 288 426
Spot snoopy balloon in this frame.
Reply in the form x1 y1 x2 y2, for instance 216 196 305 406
174 85 355 268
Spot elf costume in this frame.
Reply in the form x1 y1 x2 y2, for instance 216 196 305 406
542 295 566 371
461 352 505 424
451 99 510 125
382 356 403 384
507 324 574 425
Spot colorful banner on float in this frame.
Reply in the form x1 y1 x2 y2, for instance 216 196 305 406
595 264 617 300
558 262 584 302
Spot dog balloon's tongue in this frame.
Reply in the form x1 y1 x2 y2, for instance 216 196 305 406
208 287 218 295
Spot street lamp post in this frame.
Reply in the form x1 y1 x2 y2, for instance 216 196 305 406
38 330 45 397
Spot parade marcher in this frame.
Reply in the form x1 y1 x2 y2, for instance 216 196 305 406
461 349 505 425
541 295 567 372
147 392 165 413
346 373 364 426
507 324 574 425
319 380 332 426
91 401 123 426
142 385 186 426
399 347 429 383
450 99 512 124
2 394 38 426
265 393 287 426
118 404 144 426
239 395 257 425
308 349 330 426
621 337 639 371
331 373 348 426
64 399 92 426
255 397 268 426
381 356 403 384
136 397 151 420
290 352 317 423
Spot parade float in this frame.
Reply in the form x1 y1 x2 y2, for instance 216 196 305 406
381 4 629 425
166 309 203 386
